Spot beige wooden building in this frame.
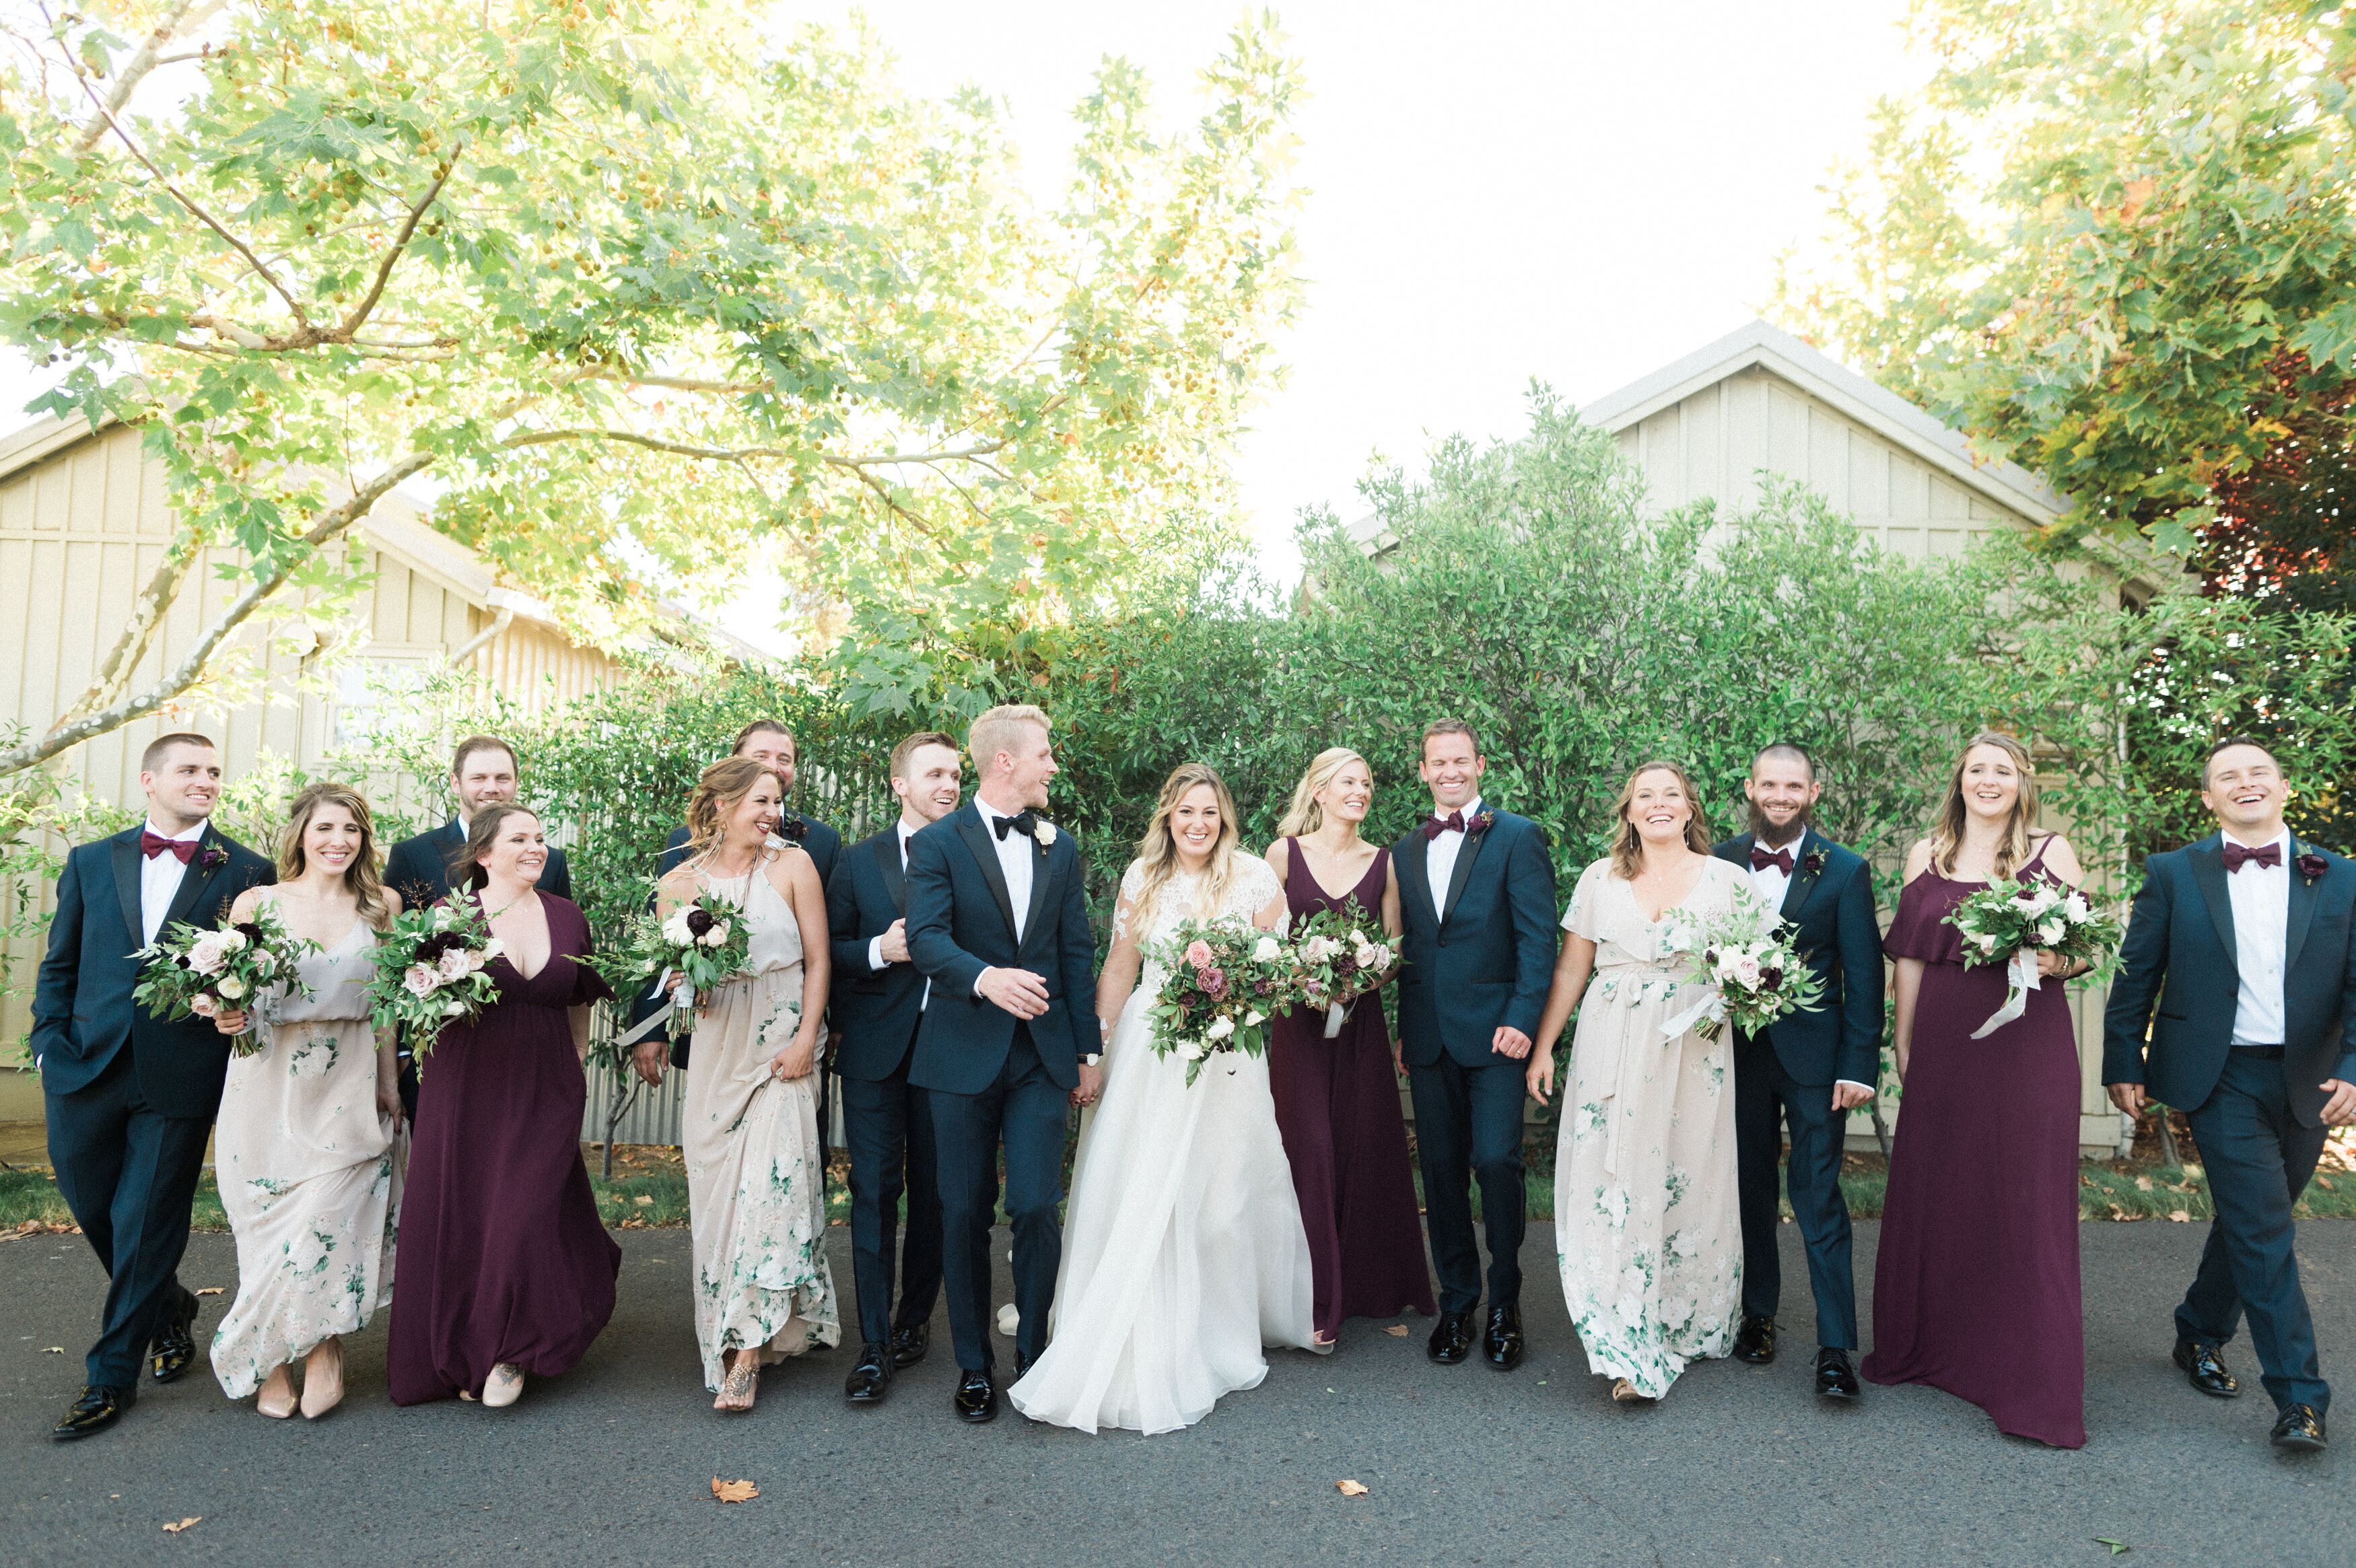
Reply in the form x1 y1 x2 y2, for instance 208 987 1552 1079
1358 320 2166 1154
0 413 627 1135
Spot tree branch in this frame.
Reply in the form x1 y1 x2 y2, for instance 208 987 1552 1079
337 154 459 338
68 0 226 155
44 520 206 736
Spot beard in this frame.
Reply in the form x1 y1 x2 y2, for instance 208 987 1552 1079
1749 803 1811 847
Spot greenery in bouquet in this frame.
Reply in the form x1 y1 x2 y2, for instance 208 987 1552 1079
1945 880 2122 974
600 887 754 1014
366 898 507 1059
1148 917 1296 1085
1661 897 1823 1043
1286 907 1401 1038
132 905 318 1058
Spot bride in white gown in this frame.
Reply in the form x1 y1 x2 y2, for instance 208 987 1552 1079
1009 762 1316 1434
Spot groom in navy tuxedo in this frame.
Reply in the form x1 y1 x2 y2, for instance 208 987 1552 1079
1711 743 1883 1402
32 734 274 1440
905 705 1101 1424
1393 718 1557 1371
2105 737 2356 1454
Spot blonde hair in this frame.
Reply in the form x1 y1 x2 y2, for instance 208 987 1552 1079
1130 762 1243 928
967 704 1050 777
278 782 392 930
1929 730 2041 880
1607 760 1712 880
684 756 786 860
1276 747 1369 839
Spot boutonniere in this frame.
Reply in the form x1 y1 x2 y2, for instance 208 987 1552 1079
1801 846 1827 877
1034 820 1058 848
1465 810 1496 837
2296 851 2328 886
197 843 228 873
775 815 809 845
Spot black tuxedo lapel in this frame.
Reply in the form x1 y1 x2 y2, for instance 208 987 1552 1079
877 832 907 917
2284 837 2319 976
954 808 1019 941
162 827 228 930
1440 824 1491 926
2187 838 2238 971
1022 833 1055 943
109 830 145 951
1778 829 1823 921
1398 830 1433 929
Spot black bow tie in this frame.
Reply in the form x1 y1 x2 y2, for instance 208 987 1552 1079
992 810 1039 841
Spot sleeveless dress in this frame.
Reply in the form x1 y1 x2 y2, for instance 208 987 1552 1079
1268 839 1434 1338
1008 854 1316 1434
681 855 840 1389
1863 838 2086 1448
1552 857 1747 1398
387 894 619 1404
210 916 402 1399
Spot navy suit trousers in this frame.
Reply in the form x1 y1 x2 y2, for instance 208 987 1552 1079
840 1033 944 1347
928 1026 1068 1372
2177 1050 2330 1413
1733 1036 1858 1349
1408 1053 1526 1313
46 1050 211 1386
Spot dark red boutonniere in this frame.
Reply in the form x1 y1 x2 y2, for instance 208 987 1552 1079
1466 810 1497 837
2296 851 2328 886
775 816 808 845
197 844 228 873
1801 847 1827 877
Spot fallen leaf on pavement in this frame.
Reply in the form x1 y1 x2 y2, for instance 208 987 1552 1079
1336 1480 1368 1497
2167 1210 2190 1223
162 1518 201 1534
195 1287 226 1296
1383 1325 1409 1337
42 1346 63 1353
712 1477 759 1504
2093 1538 2130 1556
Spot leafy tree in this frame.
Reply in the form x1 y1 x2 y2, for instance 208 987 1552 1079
0 0 1302 772
1773 0 2356 557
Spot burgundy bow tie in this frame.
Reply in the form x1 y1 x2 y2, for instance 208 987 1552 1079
2223 840 2283 873
1422 810 1466 841
141 830 198 863
1750 845 1795 876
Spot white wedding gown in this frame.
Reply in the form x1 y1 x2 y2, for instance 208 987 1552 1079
1008 854 1316 1434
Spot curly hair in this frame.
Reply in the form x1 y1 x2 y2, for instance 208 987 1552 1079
683 756 786 860
277 782 393 929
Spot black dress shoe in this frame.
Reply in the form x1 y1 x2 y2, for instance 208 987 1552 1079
2173 1339 2240 1398
52 1384 135 1441
149 1287 199 1384
1815 1347 1861 1401
891 1320 930 1369
1013 1351 1034 1382
1733 1314 1776 1365
844 1343 893 1404
1428 1311 1474 1365
1483 1305 1524 1370
953 1369 998 1424
2271 1404 2326 1453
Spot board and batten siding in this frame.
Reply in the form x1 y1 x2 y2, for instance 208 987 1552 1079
0 419 616 1092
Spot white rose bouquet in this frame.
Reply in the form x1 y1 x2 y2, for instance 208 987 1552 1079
1659 894 1824 1044
1943 878 2122 1038
1147 918 1296 1086
132 906 318 1057
1286 908 1401 1038
365 897 506 1061
600 887 753 1022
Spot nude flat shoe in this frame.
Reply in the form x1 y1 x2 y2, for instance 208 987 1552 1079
1611 1378 1656 1406
300 1339 345 1420
482 1363 525 1409
256 1367 298 1420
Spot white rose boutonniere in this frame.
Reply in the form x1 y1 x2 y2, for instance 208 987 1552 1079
1033 820 1058 847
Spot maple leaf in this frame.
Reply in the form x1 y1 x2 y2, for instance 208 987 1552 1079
1336 1480 1368 1497
712 1478 759 1504
162 1518 202 1534
1383 1325 1409 1337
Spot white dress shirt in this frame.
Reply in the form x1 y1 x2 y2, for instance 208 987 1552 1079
2225 827 2292 1046
1424 795 1482 925
975 797 1037 943
138 818 205 945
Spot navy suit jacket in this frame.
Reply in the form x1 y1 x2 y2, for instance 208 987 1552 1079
827 826 929 1080
2103 834 2356 1128
1712 828 1885 1086
903 803 1101 1095
661 814 839 885
31 825 275 1120
384 818 571 908
1392 810 1558 1069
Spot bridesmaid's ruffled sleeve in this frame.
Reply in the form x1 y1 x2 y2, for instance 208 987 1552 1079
1881 874 1965 964
1561 859 1611 940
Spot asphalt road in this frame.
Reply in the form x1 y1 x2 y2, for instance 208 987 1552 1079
1 1219 2346 1567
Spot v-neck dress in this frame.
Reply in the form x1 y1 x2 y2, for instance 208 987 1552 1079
387 894 619 1404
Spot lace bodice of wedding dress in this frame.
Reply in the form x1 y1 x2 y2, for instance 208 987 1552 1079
1114 855 1286 1022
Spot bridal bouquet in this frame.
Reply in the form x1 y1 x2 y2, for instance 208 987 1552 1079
1148 918 1296 1085
1944 879 2120 1039
600 888 753 1020
1287 908 1401 1038
1659 896 1823 1044
366 898 506 1057
132 907 318 1057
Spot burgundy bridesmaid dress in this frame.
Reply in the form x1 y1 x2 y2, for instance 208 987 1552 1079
388 894 620 1404
1862 839 2086 1447
1268 840 1436 1339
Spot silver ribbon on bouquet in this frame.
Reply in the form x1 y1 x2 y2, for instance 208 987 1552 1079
1968 949 2040 1039
613 970 694 1049
1659 983 1725 1042
1323 1000 1351 1038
